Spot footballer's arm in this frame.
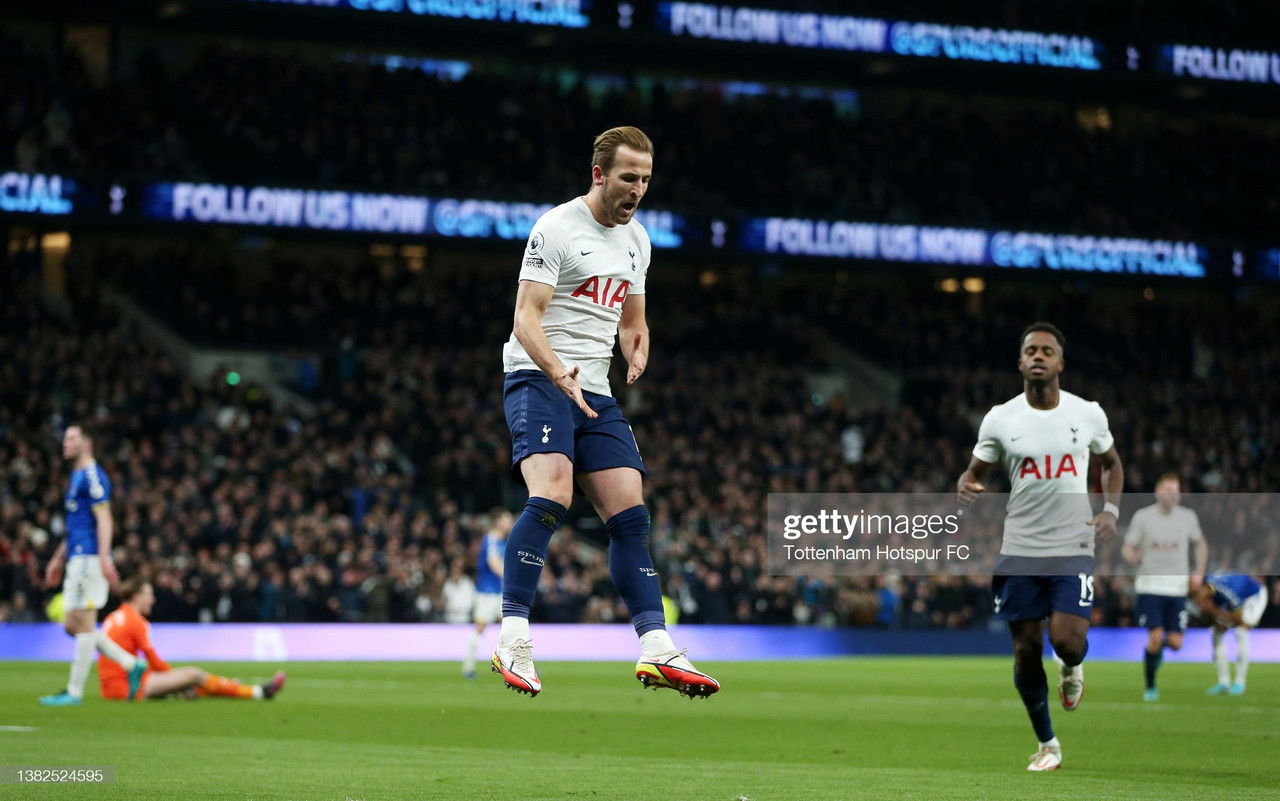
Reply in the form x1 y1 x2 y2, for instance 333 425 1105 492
618 293 648 386
1120 504 1142 566
1095 445 1124 509
1203 601 1247 630
1120 542 1141 566
957 457 995 506
93 502 120 586
44 540 67 587
1191 535 1208 589
1091 445 1124 541
512 279 596 418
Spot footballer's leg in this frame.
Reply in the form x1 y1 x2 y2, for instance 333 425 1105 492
1143 626 1164 702
1146 597 1187 701
1048 612 1089 711
42 566 141 704
145 667 282 699
465 619 484 680
576 404 718 700
1010 618 1060 770
994 567 1059 770
1231 627 1250 695
1137 594 1162 701
139 667 200 699
1047 567 1092 712
1230 592 1266 695
494 372 575 697
491 452 570 697
1208 624 1231 694
46 609 97 705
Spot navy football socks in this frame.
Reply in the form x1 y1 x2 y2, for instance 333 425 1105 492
1014 663 1055 742
501 497 567 619
1143 648 1161 690
606 505 666 636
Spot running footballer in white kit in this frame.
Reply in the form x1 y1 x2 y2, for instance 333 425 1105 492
958 323 1124 772
1121 474 1207 702
493 126 719 699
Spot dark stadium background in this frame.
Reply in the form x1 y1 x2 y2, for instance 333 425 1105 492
2 0 1278 634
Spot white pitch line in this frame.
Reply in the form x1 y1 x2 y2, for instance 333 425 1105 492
0 725 38 732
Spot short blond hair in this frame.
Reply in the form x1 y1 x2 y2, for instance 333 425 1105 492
591 126 653 174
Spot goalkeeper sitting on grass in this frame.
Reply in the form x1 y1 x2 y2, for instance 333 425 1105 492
99 576 285 701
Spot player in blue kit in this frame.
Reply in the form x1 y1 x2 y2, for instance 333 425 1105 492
39 424 146 705
492 126 718 699
464 508 513 679
958 324 1124 771
1189 572 1267 696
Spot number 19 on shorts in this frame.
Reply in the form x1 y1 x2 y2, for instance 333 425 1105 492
1078 573 1094 607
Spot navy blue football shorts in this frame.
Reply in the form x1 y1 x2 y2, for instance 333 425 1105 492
1136 593 1189 632
991 554 1097 622
503 369 645 478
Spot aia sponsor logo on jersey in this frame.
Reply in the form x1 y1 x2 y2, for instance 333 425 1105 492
1018 454 1078 479
571 276 629 309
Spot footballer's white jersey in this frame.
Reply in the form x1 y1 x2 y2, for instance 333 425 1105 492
1123 504 1203 596
973 390 1114 558
503 197 650 397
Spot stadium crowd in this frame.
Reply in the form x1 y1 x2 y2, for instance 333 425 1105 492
2 255 1278 628
2 35 1278 242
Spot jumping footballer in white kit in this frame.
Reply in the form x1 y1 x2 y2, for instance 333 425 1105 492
493 126 718 700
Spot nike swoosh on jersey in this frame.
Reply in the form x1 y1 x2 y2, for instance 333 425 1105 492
580 250 593 256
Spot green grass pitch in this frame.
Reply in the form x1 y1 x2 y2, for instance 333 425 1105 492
1 658 1275 800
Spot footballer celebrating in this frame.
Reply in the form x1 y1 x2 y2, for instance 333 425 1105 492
957 323 1123 771
493 126 718 699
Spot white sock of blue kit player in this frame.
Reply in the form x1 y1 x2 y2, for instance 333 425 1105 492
1235 628 1249 685
466 630 481 669
1213 628 1230 685
67 633 96 699
94 630 138 670
639 629 677 659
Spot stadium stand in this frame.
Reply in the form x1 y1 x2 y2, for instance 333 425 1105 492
3 250 1276 627
3 37 1278 240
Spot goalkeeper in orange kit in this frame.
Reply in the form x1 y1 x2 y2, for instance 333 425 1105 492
99 576 285 701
